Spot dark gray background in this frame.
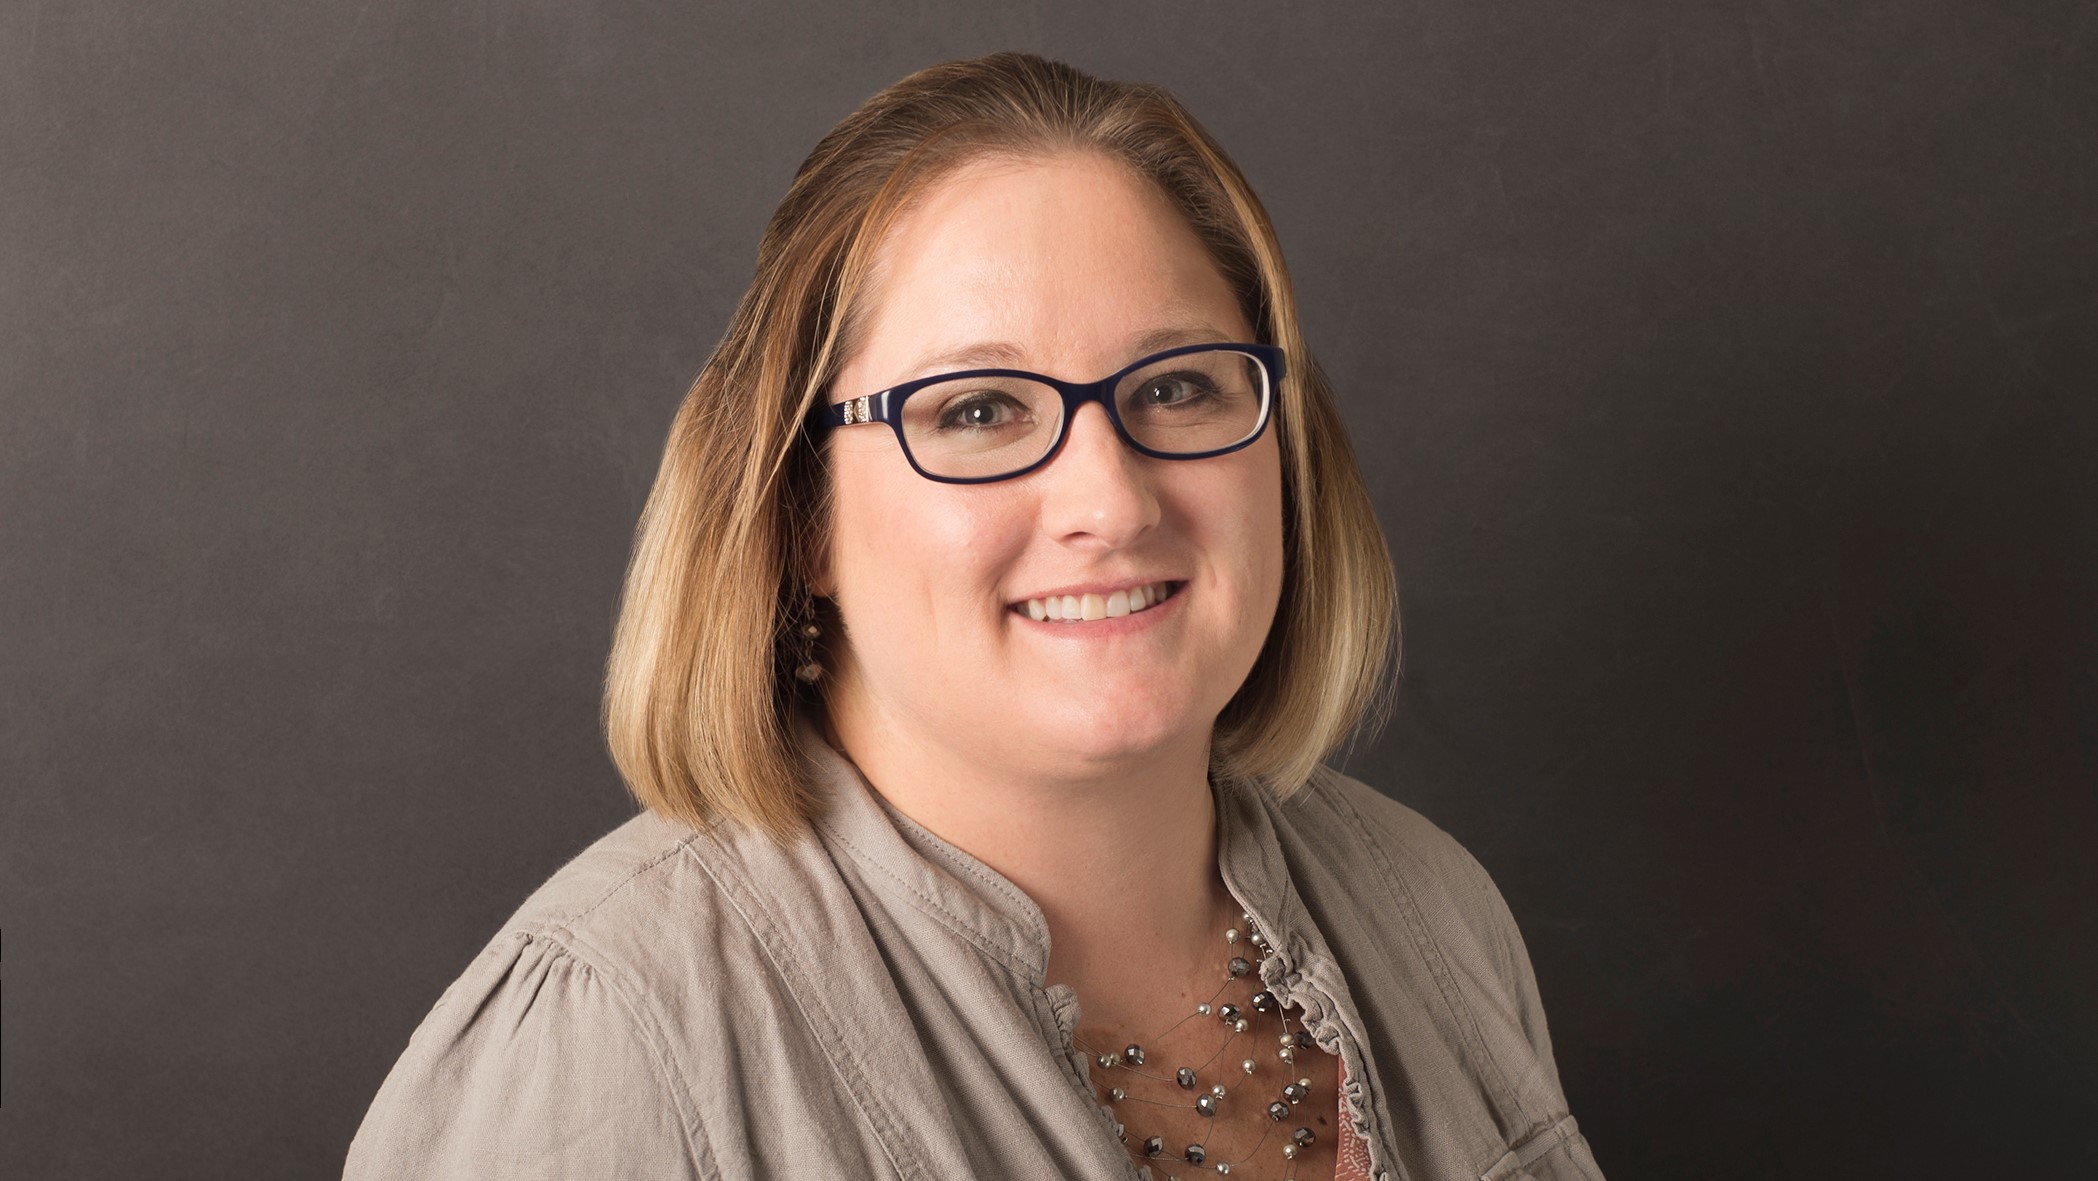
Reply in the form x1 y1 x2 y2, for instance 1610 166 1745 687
5 1 2094 1177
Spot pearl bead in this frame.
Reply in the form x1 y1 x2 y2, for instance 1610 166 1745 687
1279 1033 1296 1046
1241 1058 1256 1074
1283 1144 1298 1159
1225 927 1240 944
1196 1003 1212 1016
1110 1087 1125 1101
1299 1077 1312 1088
1211 1083 1227 1098
1234 1019 1249 1032
1217 1164 1231 1175
1279 1047 1295 1063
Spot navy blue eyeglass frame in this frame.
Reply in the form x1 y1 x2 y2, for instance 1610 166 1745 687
818 341 1285 485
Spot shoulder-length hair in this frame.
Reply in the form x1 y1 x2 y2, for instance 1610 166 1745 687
605 52 1396 842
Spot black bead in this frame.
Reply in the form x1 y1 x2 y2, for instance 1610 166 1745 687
1283 1082 1309 1103
1195 1094 1219 1117
1228 956 1252 977
1292 1127 1316 1147
1185 1144 1207 1165
1176 1067 1197 1089
1294 1029 1315 1049
1250 990 1276 1013
1123 1043 1145 1066
1144 1136 1163 1157
1217 1003 1241 1023
1268 1100 1290 1121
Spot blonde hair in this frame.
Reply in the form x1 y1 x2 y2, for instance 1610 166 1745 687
605 53 1396 841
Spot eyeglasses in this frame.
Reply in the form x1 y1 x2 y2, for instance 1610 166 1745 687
820 342 1283 484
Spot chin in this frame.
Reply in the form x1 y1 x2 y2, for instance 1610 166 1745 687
1029 694 1209 768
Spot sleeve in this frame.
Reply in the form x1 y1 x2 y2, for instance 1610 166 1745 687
343 931 707 1180
1447 837 1563 1085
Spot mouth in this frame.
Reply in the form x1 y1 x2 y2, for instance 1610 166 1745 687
1013 581 1183 624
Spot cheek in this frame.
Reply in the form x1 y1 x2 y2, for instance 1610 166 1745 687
1195 445 1286 596
1258 461 1287 596
826 453 1032 640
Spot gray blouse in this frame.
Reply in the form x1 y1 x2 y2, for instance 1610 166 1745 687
344 730 1605 1180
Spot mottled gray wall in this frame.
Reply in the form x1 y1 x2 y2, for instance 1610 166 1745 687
4 2 2094 1177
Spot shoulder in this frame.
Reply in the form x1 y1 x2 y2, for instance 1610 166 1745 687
346 812 791 1180
1276 767 1540 1003
347 851 715 1176
1288 767 1510 922
437 808 836 1059
493 809 718 967
1285 770 1601 1176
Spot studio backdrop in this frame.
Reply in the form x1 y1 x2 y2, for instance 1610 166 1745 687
4 2 2093 1178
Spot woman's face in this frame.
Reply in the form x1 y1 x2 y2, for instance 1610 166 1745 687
819 151 1285 778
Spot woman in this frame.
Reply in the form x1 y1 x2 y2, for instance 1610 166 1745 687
346 53 1604 1181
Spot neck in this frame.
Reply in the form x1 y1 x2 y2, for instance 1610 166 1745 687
823 692 1235 1030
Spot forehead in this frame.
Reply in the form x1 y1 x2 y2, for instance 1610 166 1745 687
843 151 1249 384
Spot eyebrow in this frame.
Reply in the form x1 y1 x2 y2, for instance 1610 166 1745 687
900 324 1236 382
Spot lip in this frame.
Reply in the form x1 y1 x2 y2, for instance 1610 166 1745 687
1008 580 1186 634
1008 577 1182 604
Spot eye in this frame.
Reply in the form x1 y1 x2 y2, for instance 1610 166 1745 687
934 390 1032 432
1134 372 1218 407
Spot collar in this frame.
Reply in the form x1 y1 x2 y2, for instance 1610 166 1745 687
797 719 1317 990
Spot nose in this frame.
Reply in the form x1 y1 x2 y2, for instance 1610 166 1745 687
1036 402 1161 549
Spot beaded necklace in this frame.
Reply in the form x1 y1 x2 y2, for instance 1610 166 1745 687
1075 913 1322 1179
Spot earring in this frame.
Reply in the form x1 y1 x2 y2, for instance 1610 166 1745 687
792 593 824 684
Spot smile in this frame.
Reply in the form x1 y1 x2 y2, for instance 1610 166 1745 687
1016 581 1180 624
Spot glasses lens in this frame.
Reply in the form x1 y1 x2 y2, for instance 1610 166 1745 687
897 375 1062 480
1114 349 1270 456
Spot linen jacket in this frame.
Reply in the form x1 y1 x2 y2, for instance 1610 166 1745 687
345 731 1605 1181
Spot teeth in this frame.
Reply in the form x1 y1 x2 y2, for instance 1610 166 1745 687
1020 582 1173 624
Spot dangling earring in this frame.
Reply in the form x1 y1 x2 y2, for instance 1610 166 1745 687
792 591 825 685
